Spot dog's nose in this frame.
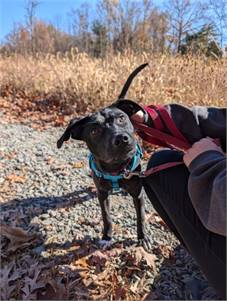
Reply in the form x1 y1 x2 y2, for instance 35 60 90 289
113 134 129 146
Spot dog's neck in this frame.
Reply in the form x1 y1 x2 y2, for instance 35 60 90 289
89 144 142 175
94 157 132 174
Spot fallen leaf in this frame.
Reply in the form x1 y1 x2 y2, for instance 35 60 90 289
154 245 173 259
88 250 108 272
37 278 67 300
146 212 167 227
0 224 37 252
74 257 89 270
1 224 36 241
72 161 85 168
154 215 168 228
114 285 127 300
4 151 17 160
106 247 123 258
134 247 157 271
0 262 21 300
6 174 26 183
54 115 65 126
22 267 45 300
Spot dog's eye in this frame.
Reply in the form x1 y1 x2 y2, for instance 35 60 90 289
117 115 126 124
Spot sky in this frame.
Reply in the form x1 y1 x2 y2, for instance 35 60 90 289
1 0 226 46
0 0 96 42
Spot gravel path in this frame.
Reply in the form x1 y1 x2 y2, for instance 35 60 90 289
0 122 218 300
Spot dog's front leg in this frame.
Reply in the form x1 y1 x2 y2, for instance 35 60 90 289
97 190 112 248
132 191 152 251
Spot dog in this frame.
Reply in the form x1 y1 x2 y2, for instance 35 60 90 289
57 64 152 250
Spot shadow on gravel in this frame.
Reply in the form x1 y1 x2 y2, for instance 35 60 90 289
0 187 97 254
1 186 133 254
1 187 97 227
1 186 96 212
1 186 128 238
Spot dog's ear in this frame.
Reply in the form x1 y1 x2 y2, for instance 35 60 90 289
113 99 147 117
57 116 90 149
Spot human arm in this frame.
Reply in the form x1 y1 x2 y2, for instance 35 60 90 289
183 138 226 236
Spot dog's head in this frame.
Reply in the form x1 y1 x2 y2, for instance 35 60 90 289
57 63 148 165
57 106 136 164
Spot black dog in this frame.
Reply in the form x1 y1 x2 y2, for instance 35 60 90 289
57 64 151 250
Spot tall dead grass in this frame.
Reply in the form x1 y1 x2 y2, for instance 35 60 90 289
0 49 226 115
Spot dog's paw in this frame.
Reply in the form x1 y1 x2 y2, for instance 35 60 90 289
138 237 152 252
98 239 112 250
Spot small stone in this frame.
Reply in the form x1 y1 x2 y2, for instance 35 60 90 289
41 230 47 237
63 241 72 249
49 210 57 217
42 219 52 225
32 245 45 255
40 213 50 220
30 216 40 224
40 251 50 258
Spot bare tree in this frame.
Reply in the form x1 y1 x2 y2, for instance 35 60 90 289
165 0 206 53
97 0 155 53
208 0 227 47
96 0 119 51
70 3 92 53
4 23 30 54
24 0 40 53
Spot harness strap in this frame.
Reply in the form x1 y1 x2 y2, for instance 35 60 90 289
130 105 191 177
155 105 189 143
133 105 191 151
133 122 191 151
89 144 142 191
144 105 164 131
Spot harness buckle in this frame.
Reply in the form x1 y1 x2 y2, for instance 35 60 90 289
123 170 142 179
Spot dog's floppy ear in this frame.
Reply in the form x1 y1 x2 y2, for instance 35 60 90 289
57 116 90 149
113 99 147 117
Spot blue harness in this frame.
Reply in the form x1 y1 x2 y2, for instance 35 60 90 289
89 144 143 192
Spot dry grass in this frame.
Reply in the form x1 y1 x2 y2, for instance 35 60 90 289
0 49 226 118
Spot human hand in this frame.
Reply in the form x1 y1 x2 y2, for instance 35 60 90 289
183 137 223 167
131 110 145 123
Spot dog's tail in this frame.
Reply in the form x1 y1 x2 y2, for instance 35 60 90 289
118 63 148 99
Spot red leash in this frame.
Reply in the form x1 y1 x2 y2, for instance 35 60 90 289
132 105 191 177
132 105 221 177
134 105 191 151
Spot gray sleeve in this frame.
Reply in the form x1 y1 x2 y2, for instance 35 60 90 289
167 104 226 151
188 150 226 236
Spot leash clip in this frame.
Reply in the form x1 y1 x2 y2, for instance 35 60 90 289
123 170 144 179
